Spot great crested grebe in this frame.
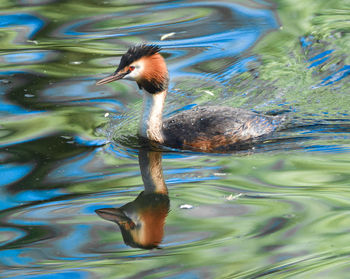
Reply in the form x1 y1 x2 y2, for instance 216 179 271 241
96 44 284 152
96 150 169 249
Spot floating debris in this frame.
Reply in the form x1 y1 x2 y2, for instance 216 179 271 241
214 172 226 176
204 90 214 96
104 113 110 117
27 40 38 45
70 61 83 65
180 204 193 209
160 32 175 41
226 193 243 201
24 94 34 98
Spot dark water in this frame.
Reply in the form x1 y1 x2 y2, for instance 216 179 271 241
0 0 349 278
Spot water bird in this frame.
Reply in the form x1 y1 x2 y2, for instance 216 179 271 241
96 150 169 249
96 44 284 152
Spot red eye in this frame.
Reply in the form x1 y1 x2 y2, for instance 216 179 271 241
129 66 135 71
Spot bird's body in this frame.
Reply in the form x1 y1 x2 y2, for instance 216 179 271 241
162 106 281 151
97 44 284 152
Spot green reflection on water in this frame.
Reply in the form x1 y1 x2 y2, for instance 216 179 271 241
246 0 350 117
0 107 106 146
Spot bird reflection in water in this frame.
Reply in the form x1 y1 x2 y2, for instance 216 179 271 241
95 150 170 249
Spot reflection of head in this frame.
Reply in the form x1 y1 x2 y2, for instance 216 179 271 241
96 191 169 249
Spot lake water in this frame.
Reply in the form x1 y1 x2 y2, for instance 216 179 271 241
0 0 349 278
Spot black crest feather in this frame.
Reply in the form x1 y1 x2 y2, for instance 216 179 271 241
116 44 161 72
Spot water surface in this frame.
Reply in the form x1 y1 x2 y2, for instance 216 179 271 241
0 0 349 278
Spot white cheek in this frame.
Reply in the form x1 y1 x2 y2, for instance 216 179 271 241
124 68 141 81
124 61 144 81
127 70 138 80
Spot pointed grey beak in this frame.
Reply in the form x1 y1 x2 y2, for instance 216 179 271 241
95 208 127 222
96 71 127 85
95 208 135 229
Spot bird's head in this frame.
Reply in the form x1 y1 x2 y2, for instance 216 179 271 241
96 44 169 94
95 191 169 250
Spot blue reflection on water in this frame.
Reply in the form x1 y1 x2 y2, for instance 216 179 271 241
41 82 125 112
320 65 350 86
167 176 218 184
309 50 334 62
14 189 65 205
305 144 350 153
161 30 262 80
0 161 67 211
56 224 96 259
9 271 88 279
73 135 108 147
0 188 65 212
58 0 278 84
303 38 349 87
0 102 44 117
0 101 28 116
0 164 33 187
0 13 44 39
46 148 139 184
47 150 100 182
2 51 55 64
0 249 34 266
218 56 257 82
308 56 331 68
300 36 313 48
157 3 277 81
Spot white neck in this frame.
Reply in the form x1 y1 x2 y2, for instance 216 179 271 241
139 150 167 195
139 90 166 143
